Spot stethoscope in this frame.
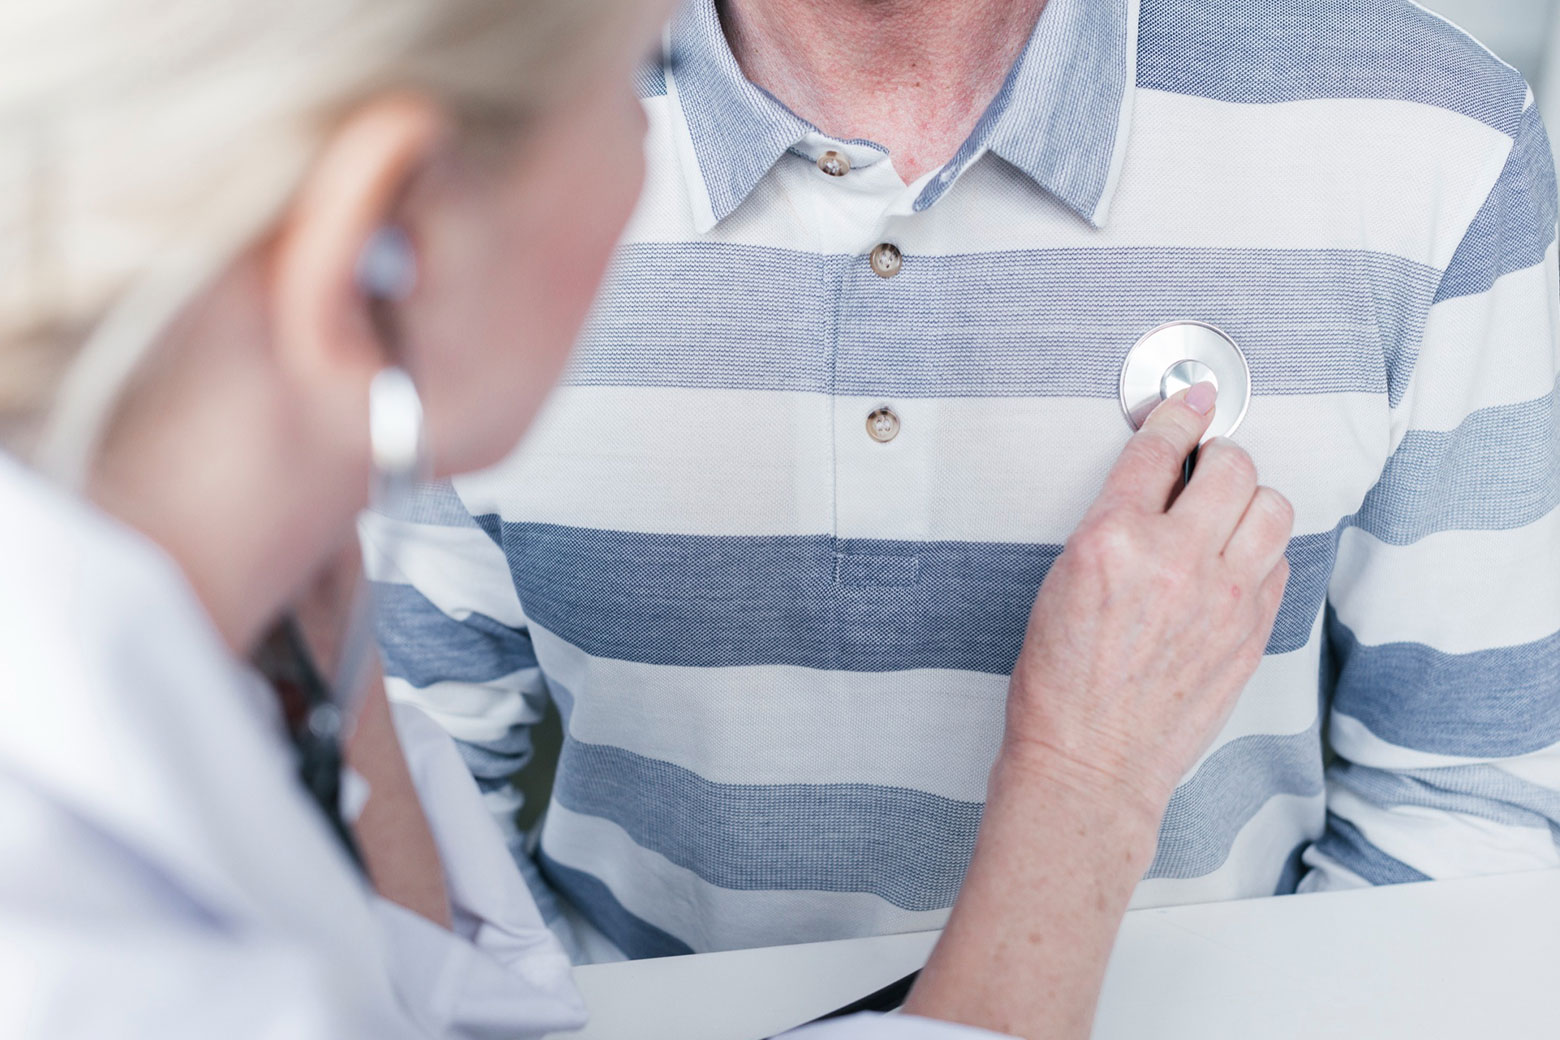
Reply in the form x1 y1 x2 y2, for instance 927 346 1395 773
1118 320 1252 478
255 226 426 875
793 321 1252 1033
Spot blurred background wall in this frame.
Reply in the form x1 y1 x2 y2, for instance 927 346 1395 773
1428 0 1556 83
1426 0 1560 159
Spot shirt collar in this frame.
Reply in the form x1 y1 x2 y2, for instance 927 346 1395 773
663 0 1138 231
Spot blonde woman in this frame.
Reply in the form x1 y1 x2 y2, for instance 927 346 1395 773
0 1 1292 1038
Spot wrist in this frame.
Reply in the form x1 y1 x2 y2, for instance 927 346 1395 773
908 738 1166 1037
989 738 1168 853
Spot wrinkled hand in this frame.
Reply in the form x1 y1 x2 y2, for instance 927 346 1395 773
1004 384 1293 821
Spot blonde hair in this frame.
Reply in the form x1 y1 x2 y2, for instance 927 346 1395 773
0 0 641 479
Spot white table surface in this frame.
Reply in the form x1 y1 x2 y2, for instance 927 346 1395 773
548 868 1560 1040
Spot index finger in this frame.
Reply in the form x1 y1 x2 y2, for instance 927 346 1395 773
1093 384 1217 515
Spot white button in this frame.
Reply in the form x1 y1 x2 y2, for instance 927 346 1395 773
869 243 902 278
817 150 851 177
866 406 901 443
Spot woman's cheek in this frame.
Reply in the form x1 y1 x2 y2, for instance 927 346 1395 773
531 122 646 375
433 94 647 474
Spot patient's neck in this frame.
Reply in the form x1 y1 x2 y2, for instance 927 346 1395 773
719 0 1048 183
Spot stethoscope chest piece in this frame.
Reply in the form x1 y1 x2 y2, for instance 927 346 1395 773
1119 321 1251 441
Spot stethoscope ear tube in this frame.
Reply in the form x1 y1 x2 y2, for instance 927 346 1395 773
255 616 367 873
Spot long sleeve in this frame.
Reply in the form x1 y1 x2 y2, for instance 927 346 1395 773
1300 97 1560 890
370 702 586 1039
360 481 551 862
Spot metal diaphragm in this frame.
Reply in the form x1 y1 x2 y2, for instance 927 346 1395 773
1119 321 1251 442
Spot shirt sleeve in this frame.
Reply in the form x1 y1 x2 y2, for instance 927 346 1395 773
360 480 548 844
1299 97 1560 890
370 701 586 1039
360 481 584 944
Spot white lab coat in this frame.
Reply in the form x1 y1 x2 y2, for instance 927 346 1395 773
0 454 1003 1040
0 452 587 1038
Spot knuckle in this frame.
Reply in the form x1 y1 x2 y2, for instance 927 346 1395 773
1069 515 1138 569
1066 522 1108 563
1158 543 1205 589
1143 397 1199 436
1254 487 1296 533
1161 557 1199 594
1234 494 1295 558
1204 438 1257 486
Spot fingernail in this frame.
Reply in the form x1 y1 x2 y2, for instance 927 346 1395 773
1185 382 1217 415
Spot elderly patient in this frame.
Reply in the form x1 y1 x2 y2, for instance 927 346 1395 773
370 0 1560 959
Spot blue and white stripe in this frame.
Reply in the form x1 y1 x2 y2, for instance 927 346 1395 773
367 0 1560 960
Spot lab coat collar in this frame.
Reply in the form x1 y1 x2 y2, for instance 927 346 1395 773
662 0 1139 232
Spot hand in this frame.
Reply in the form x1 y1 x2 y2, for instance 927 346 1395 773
1003 383 1293 822
901 385 1292 1040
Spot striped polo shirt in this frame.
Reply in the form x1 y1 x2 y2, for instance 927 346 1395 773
366 0 1560 961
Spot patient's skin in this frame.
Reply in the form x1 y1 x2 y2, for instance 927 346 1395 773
721 0 1049 183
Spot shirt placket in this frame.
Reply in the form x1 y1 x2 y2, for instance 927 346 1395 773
787 136 941 592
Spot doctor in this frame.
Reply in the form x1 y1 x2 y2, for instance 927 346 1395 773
0 1 1292 1038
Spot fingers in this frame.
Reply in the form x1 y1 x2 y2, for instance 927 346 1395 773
1260 554 1291 606
1095 385 1216 516
1223 486 1296 577
1247 556 1291 649
1202 557 1291 712
1237 557 1291 658
1170 437 1259 546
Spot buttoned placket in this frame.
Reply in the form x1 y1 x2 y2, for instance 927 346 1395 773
780 134 978 578
658 0 1137 583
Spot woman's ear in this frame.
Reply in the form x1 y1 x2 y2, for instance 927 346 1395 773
268 94 446 389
